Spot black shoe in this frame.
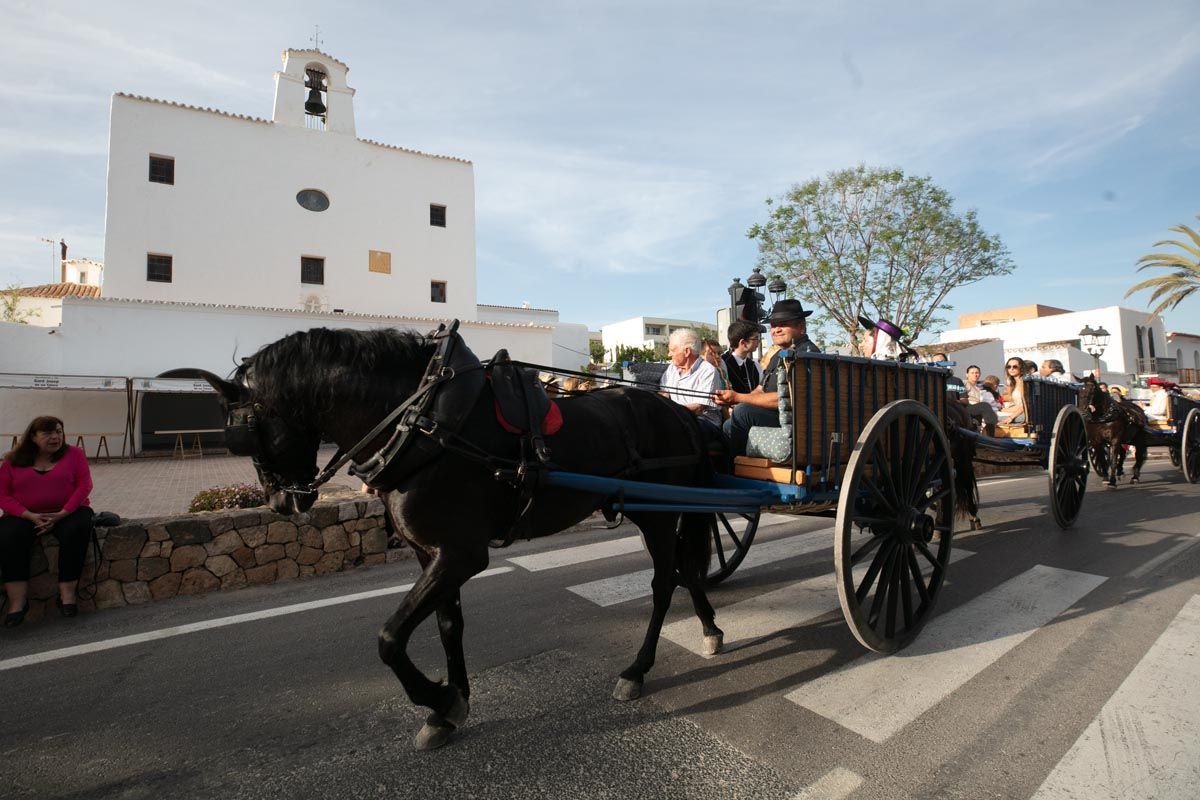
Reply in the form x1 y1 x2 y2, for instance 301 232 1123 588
57 598 78 618
3 604 28 628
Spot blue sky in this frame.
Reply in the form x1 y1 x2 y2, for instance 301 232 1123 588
3 0 1199 336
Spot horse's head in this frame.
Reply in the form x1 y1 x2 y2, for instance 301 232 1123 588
1075 374 1103 417
197 366 322 515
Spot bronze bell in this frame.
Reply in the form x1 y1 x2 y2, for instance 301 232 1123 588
304 86 326 116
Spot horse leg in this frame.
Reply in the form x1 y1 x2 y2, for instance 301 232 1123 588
377 550 485 750
411 548 472 702
677 513 723 655
614 515 679 701
1130 435 1147 484
1106 440 1119 487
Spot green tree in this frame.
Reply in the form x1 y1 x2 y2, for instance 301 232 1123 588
1 285 39 324
1126 214 1200 317
615 343 665 364
588 339 607 363
747 165 1014 350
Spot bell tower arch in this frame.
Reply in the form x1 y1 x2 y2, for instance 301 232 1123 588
272 49 356 135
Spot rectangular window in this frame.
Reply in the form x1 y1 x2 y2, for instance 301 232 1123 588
431 280 447 303
368 250 392 274
645 325 663 336
429 204 447 227
146 253 173 283
148 155 175 185
301 256 325 285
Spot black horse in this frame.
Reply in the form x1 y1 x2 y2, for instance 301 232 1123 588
1077 376 1148 487
197 326 723 750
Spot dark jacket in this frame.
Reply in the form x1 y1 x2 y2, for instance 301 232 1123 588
721 351 761 394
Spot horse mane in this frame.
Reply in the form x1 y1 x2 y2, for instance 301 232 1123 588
239 327 434 418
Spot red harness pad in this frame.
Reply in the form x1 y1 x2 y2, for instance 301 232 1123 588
494 399 564 436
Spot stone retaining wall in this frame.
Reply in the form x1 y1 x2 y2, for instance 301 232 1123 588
19 498 410 622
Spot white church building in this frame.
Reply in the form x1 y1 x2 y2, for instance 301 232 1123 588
0 48 587 453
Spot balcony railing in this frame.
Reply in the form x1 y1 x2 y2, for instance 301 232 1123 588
1180 368 1199 385
1136 357 1178 374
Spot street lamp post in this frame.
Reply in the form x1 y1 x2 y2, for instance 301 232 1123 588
1078 325 1111 378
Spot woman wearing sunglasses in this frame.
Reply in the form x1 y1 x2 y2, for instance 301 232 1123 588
997 358 1027 424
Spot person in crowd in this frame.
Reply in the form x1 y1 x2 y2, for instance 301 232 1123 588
1039 359 1068 382
857 316 908 360
963 364 1000 432
998 357 1027 424
1109 384 1127 402
1022 359 1038 377
0 416 94 627
982 373 1002 401
701 339 731 391
560 376 593 394
721 320 762 394
715 299 820 455
538 372 560 397
659 328 722 427
1098 381 1109 394
1145 377 1176 420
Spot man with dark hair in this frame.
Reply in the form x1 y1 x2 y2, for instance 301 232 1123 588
722 320 762 394
1039 359 1067 382
715 299 820 456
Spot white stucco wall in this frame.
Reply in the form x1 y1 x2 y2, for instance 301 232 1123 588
600 315 716 361
102 93 476 320
939 306 1166 380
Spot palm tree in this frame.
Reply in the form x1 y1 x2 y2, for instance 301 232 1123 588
1126 214 1200 317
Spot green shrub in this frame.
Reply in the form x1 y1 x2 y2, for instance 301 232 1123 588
188 483 267 513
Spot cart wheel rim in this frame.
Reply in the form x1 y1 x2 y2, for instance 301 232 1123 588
702 510 760 587
834 400 954 654
1048 404 1089 528
1184 409 1200 485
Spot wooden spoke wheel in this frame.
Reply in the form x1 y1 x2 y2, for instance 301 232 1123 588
1048 405 1090 529
1183 408 1200 484
835 400 954 654
704 510 760 586
1168 446 1181 469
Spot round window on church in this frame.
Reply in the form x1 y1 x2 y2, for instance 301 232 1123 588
296 189 330 212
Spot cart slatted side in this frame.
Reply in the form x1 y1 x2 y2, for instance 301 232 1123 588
735 353 947 486
1169 392 1200 425
1023 377 1081 437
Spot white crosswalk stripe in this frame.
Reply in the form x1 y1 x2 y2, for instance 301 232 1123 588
662 549 975 657
567 528 832 607
507 513 798 573
784 564 1107 743
789 767 864 799
1031 594 1200 800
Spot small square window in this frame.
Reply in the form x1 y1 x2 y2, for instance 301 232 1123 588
368 250 391 274
431 281 447 303
149 155 174 185
146 254 173 283
429 204 446 227
301 256 325 285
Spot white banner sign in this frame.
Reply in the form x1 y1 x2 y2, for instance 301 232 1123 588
0 373 125 391
131 377 217 393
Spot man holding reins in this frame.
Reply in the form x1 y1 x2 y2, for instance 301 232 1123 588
714 299 821 455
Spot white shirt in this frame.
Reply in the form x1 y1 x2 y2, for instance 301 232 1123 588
660 358 721 425
1147 389 1169 419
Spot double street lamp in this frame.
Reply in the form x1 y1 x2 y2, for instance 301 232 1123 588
1078 325 1111 377
728 268 788 328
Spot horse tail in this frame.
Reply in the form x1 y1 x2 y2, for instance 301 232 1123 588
948 425 979 523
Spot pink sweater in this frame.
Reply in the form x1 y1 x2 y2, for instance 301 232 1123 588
0 446 93 517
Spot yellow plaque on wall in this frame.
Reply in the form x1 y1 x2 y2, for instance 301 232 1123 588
369 250 392 274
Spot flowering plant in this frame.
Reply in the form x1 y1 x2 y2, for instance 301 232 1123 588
188 483 267 513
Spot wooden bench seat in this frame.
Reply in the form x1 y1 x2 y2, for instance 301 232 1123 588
733 456 801 484
1146 419 1173 430
991 423 1036 439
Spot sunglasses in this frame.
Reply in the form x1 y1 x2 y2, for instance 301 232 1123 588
1006 364 1021 370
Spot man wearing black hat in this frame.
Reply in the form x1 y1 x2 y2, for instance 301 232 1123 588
714 299 821 456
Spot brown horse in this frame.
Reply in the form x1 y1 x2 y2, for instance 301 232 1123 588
1077 376 1148 487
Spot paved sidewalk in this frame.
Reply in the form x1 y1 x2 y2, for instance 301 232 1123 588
88 446 363 520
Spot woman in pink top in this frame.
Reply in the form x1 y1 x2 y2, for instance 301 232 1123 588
1 416 94 627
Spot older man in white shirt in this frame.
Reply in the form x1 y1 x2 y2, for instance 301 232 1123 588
659 328 722 426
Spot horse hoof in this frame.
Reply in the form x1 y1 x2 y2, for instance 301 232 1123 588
612 677 643 701
443 691 470 728
702 633 724 656
970 517 983 531
1130 478 1140 484
413 718 456 751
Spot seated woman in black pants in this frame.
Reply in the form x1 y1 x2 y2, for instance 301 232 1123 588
0 416 94 627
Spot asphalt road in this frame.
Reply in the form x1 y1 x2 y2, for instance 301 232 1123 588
2 459 1198 800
